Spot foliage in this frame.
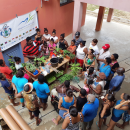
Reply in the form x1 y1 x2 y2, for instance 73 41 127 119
8 58 17 75
54 48 61 55
58 74 73 83
34 56 46 67
22 63 26 67
45 72 56 84
63 50 75 59
55 70 64 78
26 63 36 73
70 63 82 77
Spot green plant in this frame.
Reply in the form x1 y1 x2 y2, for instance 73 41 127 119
8 58 17 75
34 56 46 67
26 63 36 73
70 63 82 77
58 74 73 83
55 70 64 78
45 72 56 84
63 50 75 59
54 48 61 54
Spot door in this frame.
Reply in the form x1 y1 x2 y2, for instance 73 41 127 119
2 43 24 67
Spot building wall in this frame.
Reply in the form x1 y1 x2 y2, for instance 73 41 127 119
0 0 87 61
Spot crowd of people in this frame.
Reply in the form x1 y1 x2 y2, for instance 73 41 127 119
0 28 129 130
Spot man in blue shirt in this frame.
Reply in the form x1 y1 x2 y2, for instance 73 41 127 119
73 31 83 48
109 67 125 93
33 74 50 111
81 94 99 130
0 73 19 106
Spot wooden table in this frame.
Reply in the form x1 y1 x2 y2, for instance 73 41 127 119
31 57 70 81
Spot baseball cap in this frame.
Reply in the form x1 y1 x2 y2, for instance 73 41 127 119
75 31 80 37
96 72 106 80
102 44 110 50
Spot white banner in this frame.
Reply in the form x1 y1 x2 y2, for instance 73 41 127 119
0 10 38 51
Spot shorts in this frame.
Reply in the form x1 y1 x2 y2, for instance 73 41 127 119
7 93 14 99
123 111 130 122
99 111 110 119
40 97 48 103
29 108 40 117
20 98 24 103
111 111 122 122
76 58 83 67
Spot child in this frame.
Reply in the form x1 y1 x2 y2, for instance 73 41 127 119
14 57 23 70
67 39 76 63
0 73 19 106
84 67 95 94
76 88 87 112
49 38 56 52
42 41 49 56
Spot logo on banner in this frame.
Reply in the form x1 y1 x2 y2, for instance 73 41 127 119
19 13 35 26
0 24 12 38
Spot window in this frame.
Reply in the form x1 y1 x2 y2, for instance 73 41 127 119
60 0 74 6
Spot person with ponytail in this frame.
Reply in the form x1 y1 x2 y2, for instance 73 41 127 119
67 39 76 63
107 93 130 130
50 29 58 44
35 28 43 41
96 94 116 129
52 89 76 125
62 106 83 130
12 70 28 107
43 28 51 45
49 38 56 52
14 56 23 70
59 33 68 50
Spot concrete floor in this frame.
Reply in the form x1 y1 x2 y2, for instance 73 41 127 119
0 15 130 130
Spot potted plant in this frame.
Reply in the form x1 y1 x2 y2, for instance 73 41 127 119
34 56 46 67
58 73 73 83
54 48 63 63
24 63 41 78
63 50 75 60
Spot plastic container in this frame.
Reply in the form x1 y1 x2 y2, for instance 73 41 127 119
50 58 59 67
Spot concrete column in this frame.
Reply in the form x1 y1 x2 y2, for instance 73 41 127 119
107 8 114 22
95 6 105 31
72 1 83 38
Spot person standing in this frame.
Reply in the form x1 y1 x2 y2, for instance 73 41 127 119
59 33 68 50
76 88 87 112
48 38 56 52
33 74 50 111
109 67 125 94
0 59 13 81
15 83 42 126
12 70 28 107
50 29 58 44
73 31 83 48
81 94 99 130
96 44 110 68
62 106 83 130
14 57 23 70
107 93 130 130
0 73 19 106
76 41 88 68
43 28 51 45
35 28 43 41
89 39 99 55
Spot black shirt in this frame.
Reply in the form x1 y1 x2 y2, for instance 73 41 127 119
111 62 119 73
76 96 87 112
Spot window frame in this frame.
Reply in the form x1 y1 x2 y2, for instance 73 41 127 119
60 0 74 6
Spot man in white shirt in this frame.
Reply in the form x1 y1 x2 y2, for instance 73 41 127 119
97 44 110 68
89 39 99 55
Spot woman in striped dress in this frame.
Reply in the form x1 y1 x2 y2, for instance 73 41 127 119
62 106 83 130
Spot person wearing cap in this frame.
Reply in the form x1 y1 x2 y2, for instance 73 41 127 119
59 33 68 50
76 41 88 69
73 31 83 48
15 83 42 126
109 67 125 94
89 72 106 98
89 39 99 55
99 57 111 78
96 44 110 68
81 94 99 130
33 74 50 111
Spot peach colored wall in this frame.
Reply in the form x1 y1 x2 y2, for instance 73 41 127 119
0 0 87 61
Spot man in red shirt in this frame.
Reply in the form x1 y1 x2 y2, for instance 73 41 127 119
23 37 43 59
0 60 13 81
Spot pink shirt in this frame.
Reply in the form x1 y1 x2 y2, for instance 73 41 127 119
24 73 30 80
49 43 56 52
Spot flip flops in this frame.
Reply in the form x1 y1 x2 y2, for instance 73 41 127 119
96 121 101 130
37 118 42 126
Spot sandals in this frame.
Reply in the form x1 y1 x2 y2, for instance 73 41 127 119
96 121 101 130
37 118 42 126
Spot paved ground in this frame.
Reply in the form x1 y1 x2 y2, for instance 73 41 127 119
0 15 130 130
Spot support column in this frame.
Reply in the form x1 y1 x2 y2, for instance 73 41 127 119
72 1 83 38
95 6 105 31
107 8 114 22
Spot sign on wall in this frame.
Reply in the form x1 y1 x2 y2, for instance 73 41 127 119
0 10 38 51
